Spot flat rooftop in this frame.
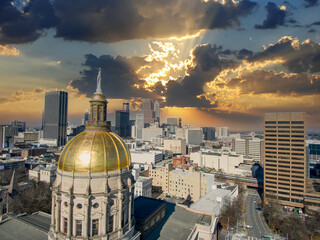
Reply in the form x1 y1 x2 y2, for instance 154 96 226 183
190 188 232 214
147 202 210 240
0 212 50 240
134 196 166 222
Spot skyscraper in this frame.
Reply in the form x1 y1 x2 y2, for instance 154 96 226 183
135 114 144 139
142 99 155 125
43 91 68 146
115 103 130 138
154 100 160 124
264 112 306 208
202 127 215 141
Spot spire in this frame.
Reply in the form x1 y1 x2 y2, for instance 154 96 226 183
95 68 102 94
85 68 109 131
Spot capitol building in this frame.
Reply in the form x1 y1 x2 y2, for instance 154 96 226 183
49 72 135 240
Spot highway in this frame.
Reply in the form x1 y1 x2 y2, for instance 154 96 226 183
245 192 270 239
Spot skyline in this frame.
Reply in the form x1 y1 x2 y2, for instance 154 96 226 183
1 0 320 130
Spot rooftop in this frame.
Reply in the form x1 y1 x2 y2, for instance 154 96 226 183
0 212 50 240
190 188 232 215
134 196 166 222
147 202 210 240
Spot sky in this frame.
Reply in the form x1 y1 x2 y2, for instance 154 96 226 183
0 0 320 131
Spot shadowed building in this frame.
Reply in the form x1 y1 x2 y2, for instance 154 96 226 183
42 91 68 146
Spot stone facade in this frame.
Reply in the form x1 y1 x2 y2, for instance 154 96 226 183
48 169 135 240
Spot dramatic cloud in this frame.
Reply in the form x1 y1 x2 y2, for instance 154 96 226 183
255 2 287 29
165 44 238 108
224 70 320 95
53 0 257 43
69 54 156 99
0 44 19 55
304 0 318 8
0 0 58 44
249 36 320 73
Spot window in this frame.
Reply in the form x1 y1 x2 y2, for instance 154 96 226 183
76 220 82 236
63 218 68 234
92 219 99 236
278 121 290 124
291 121 304 124
108 216 113 233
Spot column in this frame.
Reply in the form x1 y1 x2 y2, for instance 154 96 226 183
67 197 73 237
55 196 61 233
128 190 132 227
51 193 56 226
102 195 108 235
118 192 123 237
84 199 89 237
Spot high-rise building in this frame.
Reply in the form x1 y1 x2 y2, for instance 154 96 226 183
202 127 215 141
115 103 130 138
10 120 26 134
42 91 68 146
81 110 90 125
216 127 229 138
264 112 306 208
135 114 144 139
142 99 155 125
154 100 160 124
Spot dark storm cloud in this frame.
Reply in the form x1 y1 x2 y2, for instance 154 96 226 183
0 0 58 44
70 54 155 99
304 0 318 8
225 70 320 95
249 36 320 73
53 0 257 43
255 2 287 29
165 44 238 108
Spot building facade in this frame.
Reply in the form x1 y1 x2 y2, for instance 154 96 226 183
264 112 306 208
115 103 130 138
134 177 152 198
43 91 68 146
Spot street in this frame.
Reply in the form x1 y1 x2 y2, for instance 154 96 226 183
245 191 270 239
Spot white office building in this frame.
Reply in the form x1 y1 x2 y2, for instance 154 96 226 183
134 176 152 198
130 150 163 165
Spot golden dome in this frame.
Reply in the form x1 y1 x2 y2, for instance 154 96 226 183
58 131 131 173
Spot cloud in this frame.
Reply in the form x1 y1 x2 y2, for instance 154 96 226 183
0 44 19 55
249 36 320 73
0 0 58 44
69 54 157 99
165 44 238 108
0 87 47 104
304 0 318 8
53 0 257 43
255 2 287 29
224 70 320 95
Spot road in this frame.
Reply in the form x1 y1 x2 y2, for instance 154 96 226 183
245 192 270 239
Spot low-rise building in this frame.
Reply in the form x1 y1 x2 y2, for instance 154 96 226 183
39 165 57 184
168 169 215 201
190 184 238 216
131 150 163 165
135 177 152 198
172 156 190 169
28 164 45 182
163 139 186 155
21 148 47 157
190 151 244 174
149 163 173 193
